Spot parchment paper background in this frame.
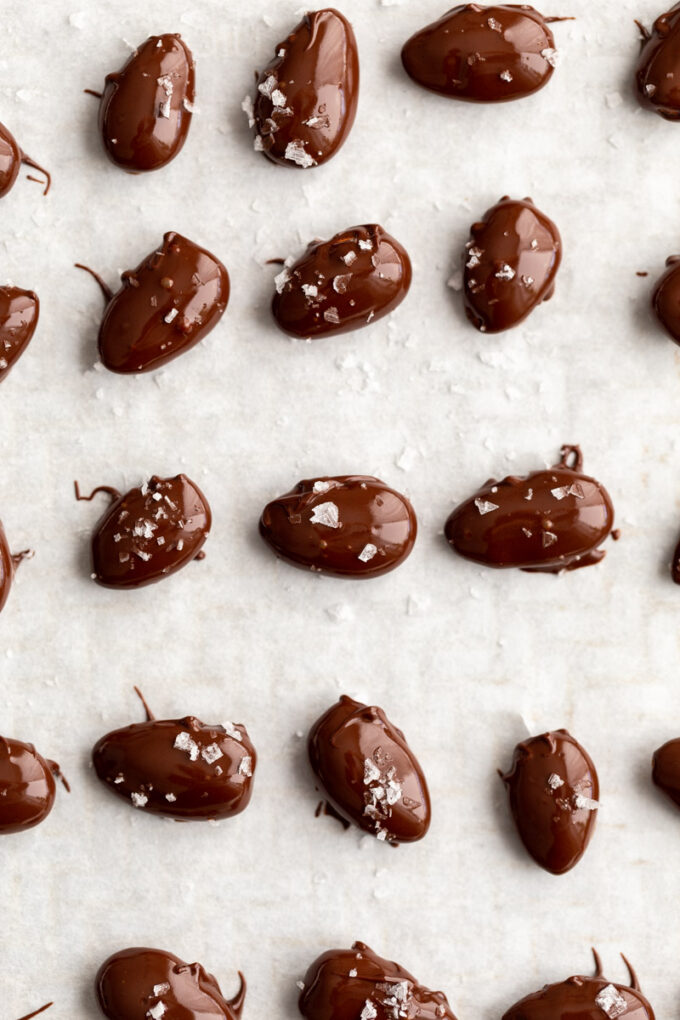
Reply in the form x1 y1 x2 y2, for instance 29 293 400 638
1 0 679 1015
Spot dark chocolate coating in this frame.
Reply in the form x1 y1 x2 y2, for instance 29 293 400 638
92 695 256 821
85 231 229 374
299 942 458 1020
500 729 599 874
84 474 211 589
671 535 680 584
402 4 559 103
99 34 195 172
501 951 655 1019
652 737 680 808
636 4 680 120
0 524 31 615
252 9 359 169
259 475 417 578
463 196 561 332
272 225 411 339
0 736 62 835
96 946 246 1020
445 445 615 573
652 255 680 345
0 286 39 383
308 695 431 843
0 120 50 198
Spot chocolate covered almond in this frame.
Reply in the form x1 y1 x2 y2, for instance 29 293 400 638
636 5 680 120
259 475 417 578
502 950 655 1020
0 287 39 383
96 947 246 1020
402 4 561 103
652 737 680 808
76 231 229 373
445 445 614 573
272 225 411 339
500 729 599 874
0 121 50 198
76 474 211 589
249 9 359 169
299 942 458 1020
98 34 195 172
0 522 32 614
308 695 430 843
93 689 256 821
463 196 561 332
652 255 680 345
0 735 68 835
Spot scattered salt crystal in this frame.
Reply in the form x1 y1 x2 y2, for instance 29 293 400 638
274 267 291 293
239 755 253 777
174 731 200 761
541 47 559 67
131 792 148 808
285 139 316 168
522 528 532 538
358 544 377 562
524 488 534 501
241 95 255 127
358 239 373 251
323 307 341 324
296 981 306 991
254 135 264 151
361 1002 377 1020
147 1002 166 1019
157 75 173 118
551 486 570 500
542 531 558 548
310 501 340 528
333 274 352 294
258 75 277 98
164 308 178 323
605 91 623 109
114 774 125 784
302 283 318 300
548 773 564 789
349 968 358 977
499 69 513 82
573 792 600 811
466 246 482 268
595 985 627 1018
165 793 176 802
364 759 381 784
645 83 657 96
495 263 515 280
488 16 502 30
474 498 499 515
201 743 223 765
271 88 287 107
521 275 534 288
342 251 358 266
153 984 171 996
313 481 331 494
223 721 243 742
569 483 585 499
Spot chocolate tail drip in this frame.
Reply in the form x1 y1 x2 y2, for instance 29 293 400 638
73 263 114 303
228 972 247 1018
21 153 51 195
634 19 651 42
591 947 604 978
544 16 575 22
83 88 103 98
558 444 583 472
621 953 641 992
16 1002 53 1020
73 481 121 503
133 685 156 721
11 549 34 570
48 760 71 793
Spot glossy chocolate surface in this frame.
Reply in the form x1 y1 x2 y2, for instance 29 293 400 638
93 690 256 821
99 34 195 172
0 736 65 835
500 729 599 874
463 196 561 332
0 120 50 198
652 737 680 808
96 946 246 1020
636 5 680 120
502 950 655 1020
251 9 359 169
79 474 211 589
308 695 430 843
0 523 32 615
79 231 229 374
272 225 411 340
402 4 560 103
445 445 615 573
0 287 39 383
299 943 458 1020
652 255 680 345
259 475 417 578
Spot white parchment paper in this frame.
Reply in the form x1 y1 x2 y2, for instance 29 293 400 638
1 0 679 1015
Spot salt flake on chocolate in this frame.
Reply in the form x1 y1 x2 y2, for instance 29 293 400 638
573 792 599 811
201 743 223 765
361 1002 378 1020
223 721 243 742
258 74 277 98
174 731 200 761
595 985 627 1018
495 262 515 280
310 501 340 528
358 543 377 562
548 773 564 789
364 758 381 784
131 791 148 808
474 498 499 515
285 140 316 168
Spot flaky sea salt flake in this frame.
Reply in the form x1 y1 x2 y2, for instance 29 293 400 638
358 544 377 562
310 501 340 528
174 731 200 761
595 984 627 1018
474 498 499 515
285 139 316 168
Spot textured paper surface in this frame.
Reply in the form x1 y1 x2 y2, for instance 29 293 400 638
2 0 680 1015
